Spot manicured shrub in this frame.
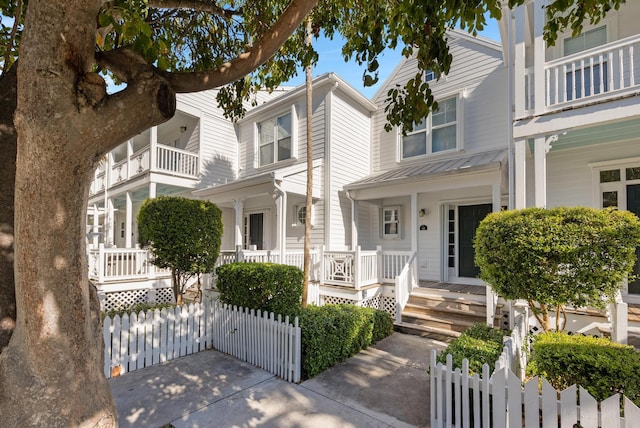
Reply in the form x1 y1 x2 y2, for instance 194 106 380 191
475 207 640 331
299 304 393 378
437 323 507 374
216 262 304 318
528 332 640 405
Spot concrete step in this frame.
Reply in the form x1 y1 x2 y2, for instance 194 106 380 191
405 296 486 318
401 311 484 334
394 321 460 342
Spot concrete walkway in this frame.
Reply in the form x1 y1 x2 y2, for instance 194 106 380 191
109 333 448 427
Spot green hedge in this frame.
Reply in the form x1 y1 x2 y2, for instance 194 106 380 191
216 262 303 318
528 332 640 405
437 323 507 374
299 304 394 378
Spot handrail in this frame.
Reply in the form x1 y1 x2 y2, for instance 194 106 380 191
394 251 417 323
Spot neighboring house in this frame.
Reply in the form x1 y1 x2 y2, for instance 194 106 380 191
502 0 640 306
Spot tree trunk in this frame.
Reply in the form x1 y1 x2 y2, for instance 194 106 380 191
302 16 313 307
0 1 118 424
0 65 17 352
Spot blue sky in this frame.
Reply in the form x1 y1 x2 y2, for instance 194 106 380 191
285 19 502 98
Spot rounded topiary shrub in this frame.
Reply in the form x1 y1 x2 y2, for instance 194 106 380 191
216 262 303 318
528 331 640 405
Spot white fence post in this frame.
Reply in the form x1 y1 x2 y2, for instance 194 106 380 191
609 290 628 344
98 243 105 283
376 245 383 283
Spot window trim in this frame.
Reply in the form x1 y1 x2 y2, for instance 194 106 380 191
381 206 401 239
590 157 640 209
255 105 297 168
397 93 463 162
292 204 312 227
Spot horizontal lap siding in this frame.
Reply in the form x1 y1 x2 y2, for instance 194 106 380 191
197 114 238 189
371 37 505 174
547 140 640 208
329 93 372 250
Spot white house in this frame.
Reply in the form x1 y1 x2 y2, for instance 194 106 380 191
501 0 640 305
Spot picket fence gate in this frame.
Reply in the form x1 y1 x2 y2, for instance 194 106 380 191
430 350 640 428
103 300 301 382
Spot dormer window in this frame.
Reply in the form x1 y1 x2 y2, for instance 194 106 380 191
258 112 292 167
401 96 460 160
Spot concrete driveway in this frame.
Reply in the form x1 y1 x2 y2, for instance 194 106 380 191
109 333 448 427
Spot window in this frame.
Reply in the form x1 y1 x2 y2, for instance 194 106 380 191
564 26 609 101
564 26 607 56
258 112 292 167
401 96 458 160
382 206 400 239
594 162 640 209
293 205 311 226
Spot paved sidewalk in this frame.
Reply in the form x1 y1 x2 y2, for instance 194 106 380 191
109 333 448 427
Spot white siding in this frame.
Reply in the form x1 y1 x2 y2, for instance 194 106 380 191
327 92 372 250
197 114 238 189
547 141 640 208
370 35 506 174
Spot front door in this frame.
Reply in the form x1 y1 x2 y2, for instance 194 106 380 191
627 184 640 293
244 213 264 250
458 204 493 278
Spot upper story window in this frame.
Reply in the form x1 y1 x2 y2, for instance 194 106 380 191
401 96 458 160
563 26 607 56
258 112 292 167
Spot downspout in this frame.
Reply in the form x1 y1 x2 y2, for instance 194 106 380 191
273 175 287 262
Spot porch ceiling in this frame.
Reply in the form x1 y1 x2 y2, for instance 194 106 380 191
345 149 507 191
543 118 640 152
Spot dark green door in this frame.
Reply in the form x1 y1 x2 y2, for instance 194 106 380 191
628 184 640 294
458 204 493 278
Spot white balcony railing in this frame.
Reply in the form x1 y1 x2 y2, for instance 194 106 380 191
90 144 199 195
156 145 199 177
88 245 170 283
526 34 640 114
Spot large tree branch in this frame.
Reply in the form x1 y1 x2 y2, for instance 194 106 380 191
147 0 242 19
162 0 318 93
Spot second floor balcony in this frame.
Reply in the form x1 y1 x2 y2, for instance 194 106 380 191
522 34 640 116
90 143 200 196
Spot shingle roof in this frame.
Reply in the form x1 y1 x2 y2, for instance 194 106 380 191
345 149 508 190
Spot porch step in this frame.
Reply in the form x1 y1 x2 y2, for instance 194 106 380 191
394 322 459 343
400 289 487 339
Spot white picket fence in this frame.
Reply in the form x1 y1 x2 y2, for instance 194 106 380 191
103 299 301 382
430 350 640 428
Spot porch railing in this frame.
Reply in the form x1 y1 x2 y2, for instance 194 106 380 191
88 244 170 283
394 252 418 323
156 145 199 177
92 245 416 291
525 34 640 114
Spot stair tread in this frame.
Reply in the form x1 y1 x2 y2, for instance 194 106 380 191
402 311 483 326
404 302 486 317
394 321 462 339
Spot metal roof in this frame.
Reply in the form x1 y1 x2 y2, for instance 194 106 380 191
345 149 508 190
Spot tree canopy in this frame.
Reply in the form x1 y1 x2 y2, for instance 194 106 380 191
475 207 640 331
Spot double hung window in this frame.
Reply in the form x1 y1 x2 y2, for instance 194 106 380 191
258 113 292 167
401 96 458 160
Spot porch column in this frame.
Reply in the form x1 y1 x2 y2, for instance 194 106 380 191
411 193 418 254
233 198 244 251
149 126 158 172
92 204 100 248
125 191 133 247
350 194 358 250
533 1 546 115
492 183 501 213
273 188 287 261
105 197 114 247
534 136 548 208
513 5 526 118
514 139 527 209
149 182 156 199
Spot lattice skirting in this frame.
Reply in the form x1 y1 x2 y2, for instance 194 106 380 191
101 287 174 312
323 294 395 316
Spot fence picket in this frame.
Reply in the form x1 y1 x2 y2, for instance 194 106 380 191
624 397 640 428
560 385 577 427
541 378 558 428
471 374 480 428
152 309 160 364
601 394 621 428
180 305 188 357
159 308 168 363
103 316 112 378
120 314 130 375
524 377 539 428
129 312 139 371
482 364 490 428
506 370 521 428
579 386 598 428
492 368 506 428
